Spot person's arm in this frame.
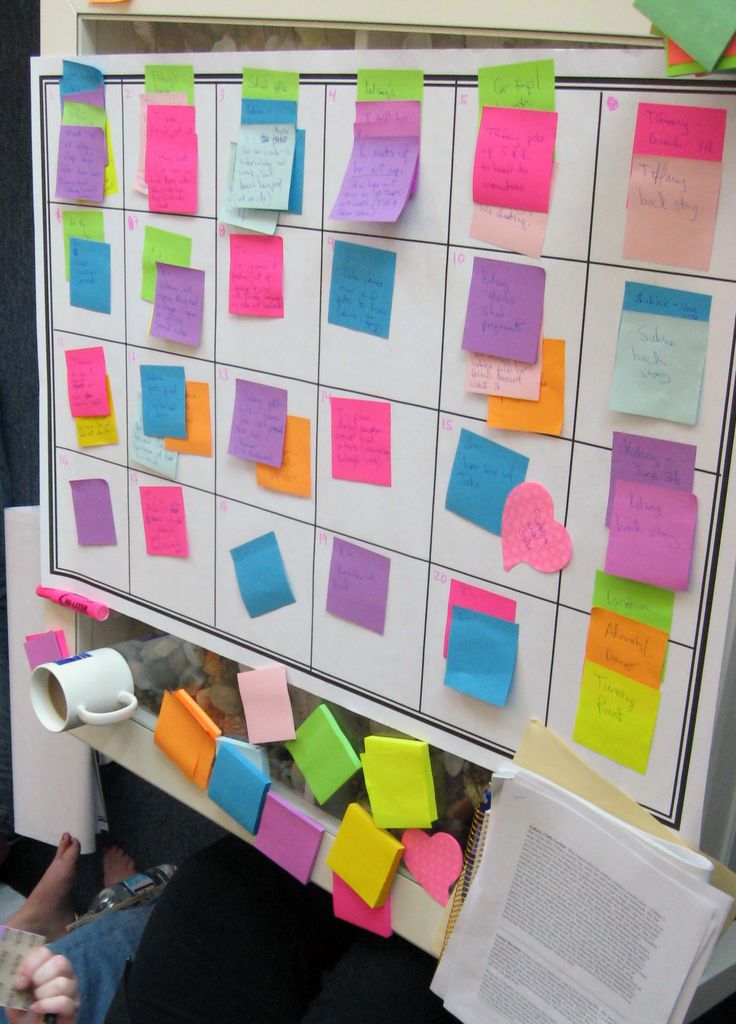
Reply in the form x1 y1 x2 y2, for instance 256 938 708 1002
6 946 80 1024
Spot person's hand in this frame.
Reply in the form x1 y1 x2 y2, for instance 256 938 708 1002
5 945 80 1023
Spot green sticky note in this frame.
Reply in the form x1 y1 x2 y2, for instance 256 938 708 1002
285 704 361 805
361 736 437 829
241 67 299 101
62 209 105 280
141 226 192 303
357 68 424 102
145 64 194 105
62 101 107 129
478 59 555 112
634 0 735 72
573 661 660 774
666 44 736 77
592 571 675 635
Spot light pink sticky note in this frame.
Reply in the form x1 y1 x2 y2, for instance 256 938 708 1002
443 579 516 657
633 103 726 162
465 342 543 400
473 106 557 213
332 874 392 937
139 485 189 557
65 346 109 418
330 396 391 486
254 792 324 884
24 630 69 670
229 234 284 318
401 830 463 906
469 164 557 259
135 92 189 195
501 482 572 573
237 666 296 744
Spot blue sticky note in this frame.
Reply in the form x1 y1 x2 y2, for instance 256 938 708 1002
69 238 111 314
61 59 104 97
328 241 397 339
444 607 519 705
622 281 711 322
287 129 306 215
230 532 296 618
241 98 298 125
140 365 187 439
208 737 271 834
445 428 529 535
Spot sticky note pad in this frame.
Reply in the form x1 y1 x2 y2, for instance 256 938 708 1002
361 736 437 829
230 532 295 618
445 428 529 535
462 257 545 364
256 415 311 497
473 106 557 212
70 478 117 545
24 630 69 671
633 1 735 74
163 381 212 457
228 378 287 466
254 792 324 885
573 660 660 774
237 665 296 744
75 377 118 448
154 689 221 789
330 397 391 486
150 264 205 347
487 337 564 436
65 346 109 418
445 606 519 706
586 608 668 689
141 226 192 303
139 485 188 557
326 803 404 908
332 874 392 938
326 538 391 635
63 210 104 279
285 704 361 805
229 233 284 317
328 241 396 339
592 570 675 635
140 364 187 439
444 579 516 658
130 398 179 478
208 736 271 835
607 431 696 526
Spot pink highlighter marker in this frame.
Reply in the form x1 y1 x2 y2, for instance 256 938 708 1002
35 586 110 622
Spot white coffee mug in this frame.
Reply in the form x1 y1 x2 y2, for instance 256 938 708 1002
30 648 138 732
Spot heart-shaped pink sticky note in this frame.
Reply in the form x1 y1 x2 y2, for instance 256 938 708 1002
501 481 572 573
401 829 463 906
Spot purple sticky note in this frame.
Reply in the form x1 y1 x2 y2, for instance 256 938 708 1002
55 124 107 203
70 478 117 545
150 264 205 347
63 86 106 109
254 792 324 884
330 136 419 223
605 479 697 592
24 632 65 671
227 378 287 467
326 538 391 635
606 432 697 526
461 257 545 364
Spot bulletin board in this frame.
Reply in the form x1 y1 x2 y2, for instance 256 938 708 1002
31 46 736 843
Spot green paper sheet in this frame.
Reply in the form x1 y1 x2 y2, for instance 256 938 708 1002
242 67 299 101
478 59 555 112
634 0 736 72
357 69 424 102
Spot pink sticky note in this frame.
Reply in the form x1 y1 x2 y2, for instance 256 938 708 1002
466 343 542 399
501 482 572 573
443 579 516 657
24 630 68 670
469 164 557 259
473 107 557 213
254 792 324 884
135 92 188 195
65 346 109 417
139 485 188 557
332 874 392 937
237 666 296 744
145 105 198 215
229 234 284 318
401 830 463 906
330 397 391 486
633 103 727 162
606 480 697 592
354 100 421 138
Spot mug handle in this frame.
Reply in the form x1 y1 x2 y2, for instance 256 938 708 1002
78 691 138 726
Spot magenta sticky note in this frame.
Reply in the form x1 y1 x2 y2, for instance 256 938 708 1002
70 478 117 545
443 579 516 657
605 479 697 592
254 792 324 884
633 103 727 163
354 100 421 138
65 346 109 417
139 485 189 557
150 264 205 346
330 135 419 222
330 396 391 486
229 234 284 317
237 666 296 744
145 107 198 215
55 124 107 203
24 631 67 670
461 257 545 364
332 874 392 937
227 378 287 466
606 432 697 526
473 106 557 213
326 538 391 635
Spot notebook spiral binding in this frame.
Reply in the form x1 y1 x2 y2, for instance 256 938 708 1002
440 784 493 957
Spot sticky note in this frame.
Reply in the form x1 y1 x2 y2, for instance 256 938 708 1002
24 630 69 670
55 125 106 203
61 59 104 98
229 233 284 317
230 532 295 618
462 257 545 364
501 482 572 573
141 226 192 303
103 118 118 197
286 704 361 805
573 660 660 774
242 68 300 102
130 398 179 478
473 107 557 212
666 34 736 76
208 736 271 835
287 129 306 215
586 608 668 689
332 875 392 938
328 241 396 339
466 345 542 400
135 93 189 195
470 201 550 261
139 485 189 557
62 99 106 129
487 337 564 435
357 69 423 102
607 431 697 526
478 60 555 112
154 689 220 789
149 263 205 347
361 736 437 830
326 538 391 635
227 377 287 466
237 665 296 744
633 0 736 72
605 480 697 592
330 397 391 486
65 346 109 417
401 830 464 907
330 135 419 223
231 123 295 211
145 105 198 215
256 415 311 497
445 606 519 706
326 803 404 908
592 570 675 635
444 579 516 658
62 210 104 279
354 100 421 138
75 377 118 447
70 478 117 545
140 364 187 439
69 238 111 314
445 428 529 535
163 381 212 457
633 103 726 163
145 64 194 105
254 792 324 885
241 98 298 125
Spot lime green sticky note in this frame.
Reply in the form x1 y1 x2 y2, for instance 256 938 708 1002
286 704 361 805
361 736 437 829
592 570 674 635
145 64 194 105
478 59 555 112
326 802 404 907
634 0 735 73
357 69 424 102
62 100 107 129
62 209 104 280
103 118 118 197
573 661 660 774
241 67 299 101
141 226 192 303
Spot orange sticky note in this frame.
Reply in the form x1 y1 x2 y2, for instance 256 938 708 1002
326 803 404 908
256 415 311 497
154 689 221 789
487 337 564 436
585 608 668 689
164 381 212 456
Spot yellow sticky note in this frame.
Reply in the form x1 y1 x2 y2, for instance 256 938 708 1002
327 803 404 908
256 415 311 497
361 736 437 829
75 376 118 447
154 689 221 789
572 660 660 774
103 118 118 197
164 381 212 456
487 337 565 436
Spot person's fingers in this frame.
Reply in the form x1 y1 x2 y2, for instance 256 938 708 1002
13 945 55 989
28 952 78 992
